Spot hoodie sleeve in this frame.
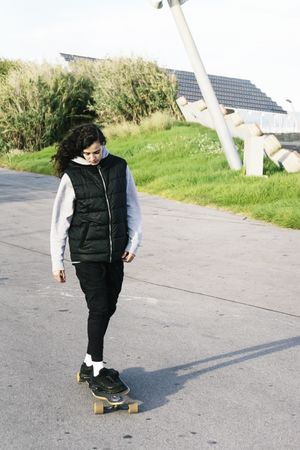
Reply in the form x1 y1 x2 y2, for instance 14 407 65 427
50 174 75 272
125 167 142 255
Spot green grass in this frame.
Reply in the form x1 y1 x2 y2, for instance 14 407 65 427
1 122 300 229
0 146 55 175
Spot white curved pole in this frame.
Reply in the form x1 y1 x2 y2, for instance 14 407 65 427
167 0 242 170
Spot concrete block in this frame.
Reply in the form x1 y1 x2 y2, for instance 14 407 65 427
226 112 244 127
235 123 263 139
194 99 207 111
280 150 300 173
244 136 265 176
177 98 227 130
269 149 291 167
179 101 214 128
194 109 214 129
176 100 199 123
264 135 282 157
220 104 228 115
177 96 188 107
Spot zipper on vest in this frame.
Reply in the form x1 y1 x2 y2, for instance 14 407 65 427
97 167 113 263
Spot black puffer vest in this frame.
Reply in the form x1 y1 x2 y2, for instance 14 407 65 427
65 154 128 263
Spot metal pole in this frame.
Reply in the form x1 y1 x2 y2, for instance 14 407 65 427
167 0 242 170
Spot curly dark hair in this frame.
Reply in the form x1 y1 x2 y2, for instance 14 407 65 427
52 123 107 177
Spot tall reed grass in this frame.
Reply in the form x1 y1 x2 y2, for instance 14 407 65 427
104 111 176 139
71 57 179 125
0 62 94 152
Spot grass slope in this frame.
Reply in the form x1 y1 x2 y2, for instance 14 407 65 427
1 122 299 229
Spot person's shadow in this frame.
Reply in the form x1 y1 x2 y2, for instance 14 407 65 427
122 335 300 412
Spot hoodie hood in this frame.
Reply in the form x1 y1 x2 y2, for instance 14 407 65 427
71 146 109 165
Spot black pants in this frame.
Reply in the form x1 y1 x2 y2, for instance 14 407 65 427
74 261 124 362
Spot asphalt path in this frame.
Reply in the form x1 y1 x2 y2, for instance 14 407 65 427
0 167 299 450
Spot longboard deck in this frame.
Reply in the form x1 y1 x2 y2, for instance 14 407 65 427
91 387 130 404
76 372 139 414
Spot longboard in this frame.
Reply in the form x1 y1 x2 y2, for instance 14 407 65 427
76 371 139 415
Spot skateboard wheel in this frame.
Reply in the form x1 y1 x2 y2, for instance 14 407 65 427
76 372 82 383
94 401 104 415
128 402 139 414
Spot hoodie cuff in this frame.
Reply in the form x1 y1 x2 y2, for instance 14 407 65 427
125 242 138 256
52 261 65 273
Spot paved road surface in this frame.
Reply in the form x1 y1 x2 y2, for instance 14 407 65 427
0 168 299 450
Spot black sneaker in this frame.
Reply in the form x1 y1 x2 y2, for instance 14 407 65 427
89 367 127 394
78 362 93 382
104 367 120 379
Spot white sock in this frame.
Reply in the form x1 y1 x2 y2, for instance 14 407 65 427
93 361 104 376
84 354 93 367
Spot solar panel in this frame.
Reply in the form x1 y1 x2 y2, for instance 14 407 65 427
167 69 285 114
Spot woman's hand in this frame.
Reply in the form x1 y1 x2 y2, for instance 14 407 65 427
122 252 135 263
53 270 66 283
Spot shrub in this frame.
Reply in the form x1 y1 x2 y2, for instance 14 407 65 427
42 68 95 145
0 58 20 79
0 63 45 151
72 57 179 125
0 63 95 152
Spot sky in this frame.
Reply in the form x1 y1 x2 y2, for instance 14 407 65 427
1 0 299 111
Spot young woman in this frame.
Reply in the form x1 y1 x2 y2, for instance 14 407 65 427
50 123 142 393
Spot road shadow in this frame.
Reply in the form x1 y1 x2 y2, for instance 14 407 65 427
122 335 300 412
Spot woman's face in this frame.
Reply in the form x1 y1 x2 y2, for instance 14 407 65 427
82 141 102 165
